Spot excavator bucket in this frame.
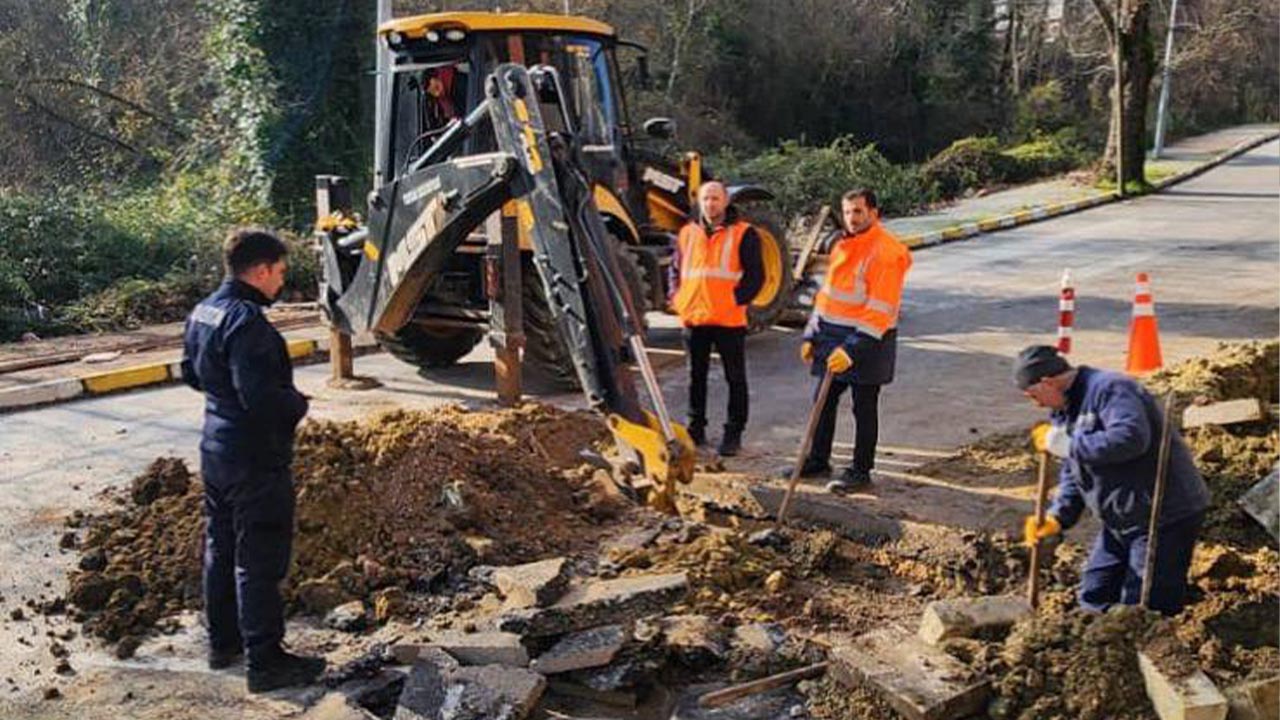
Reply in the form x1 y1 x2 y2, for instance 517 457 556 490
607 411 696 514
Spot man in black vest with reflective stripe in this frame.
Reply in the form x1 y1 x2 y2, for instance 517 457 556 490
181 228 324 693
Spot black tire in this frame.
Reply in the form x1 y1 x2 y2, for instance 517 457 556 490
522 236 648 391
739 207 794 333
377 323 484 370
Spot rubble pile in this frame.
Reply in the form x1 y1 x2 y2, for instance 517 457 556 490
60 405 620 649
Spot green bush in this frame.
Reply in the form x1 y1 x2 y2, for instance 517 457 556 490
711 136 930 221
920 136 1015 200
0 171 309 342
1014 80 1074 139
1001 131 1087 184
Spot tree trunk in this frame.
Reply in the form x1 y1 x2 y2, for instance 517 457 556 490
1098 0 1156 186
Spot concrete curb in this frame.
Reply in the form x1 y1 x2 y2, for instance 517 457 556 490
898 129 1280 251
0 336 381 414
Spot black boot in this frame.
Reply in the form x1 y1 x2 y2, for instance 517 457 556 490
688 424 707 447
717 427 743 457
825 467 872 495
247 646 326 694
208 645 244 670
778 458 833 479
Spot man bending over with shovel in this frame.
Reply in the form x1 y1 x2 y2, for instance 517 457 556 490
1016 345 1210 616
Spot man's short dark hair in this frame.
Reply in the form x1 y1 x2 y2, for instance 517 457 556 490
841 188 878 210
224 228 289 276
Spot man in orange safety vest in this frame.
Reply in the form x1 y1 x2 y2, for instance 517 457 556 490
669 181 764 456
795 188 912 493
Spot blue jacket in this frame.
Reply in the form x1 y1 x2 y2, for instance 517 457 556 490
802 318 898 386
1049 367 1210 536
181 279 308 470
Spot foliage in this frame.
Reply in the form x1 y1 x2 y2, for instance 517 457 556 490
920 136 1015 199
712 137 930 220
1014 80 1075 140
1001 130 1088 183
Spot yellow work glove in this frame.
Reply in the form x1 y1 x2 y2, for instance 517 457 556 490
800 341 814 364
1023 514 1061 547
1031 422 1051 453
826 347 853 374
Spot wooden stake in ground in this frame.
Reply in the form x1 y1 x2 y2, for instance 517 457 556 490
697 662 829 709
776 370 836 528
1141 391 1177 608
1027 449 1052 609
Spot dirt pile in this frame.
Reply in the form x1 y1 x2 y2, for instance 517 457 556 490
1180 542 1279 684
62 404 619 649
917 432 1038 490
989 606 1174 720
1147 341 1279 406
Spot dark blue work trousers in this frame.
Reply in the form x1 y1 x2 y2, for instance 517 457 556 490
201 452 295 659
1079 510 1204 616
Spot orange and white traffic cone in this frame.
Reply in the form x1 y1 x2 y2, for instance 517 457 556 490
1126 272 1163 375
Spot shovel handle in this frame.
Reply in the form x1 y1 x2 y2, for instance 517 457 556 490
776 370 836 528
1028 450 1051 609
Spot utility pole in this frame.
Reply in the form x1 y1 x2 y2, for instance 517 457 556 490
1152 0 1179 158
1114 0 1125 196
373 0 392 187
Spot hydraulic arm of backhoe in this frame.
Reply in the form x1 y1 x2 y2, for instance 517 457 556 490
318 63 694 512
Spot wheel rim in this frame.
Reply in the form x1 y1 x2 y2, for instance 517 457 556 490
753 226 784 308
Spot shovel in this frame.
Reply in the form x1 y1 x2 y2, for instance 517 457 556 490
775 370 836 529
1027 449 1052 609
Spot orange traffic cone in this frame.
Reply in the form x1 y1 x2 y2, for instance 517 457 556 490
1126 272 1163 374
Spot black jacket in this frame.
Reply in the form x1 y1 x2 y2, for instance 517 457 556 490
181 279 308 469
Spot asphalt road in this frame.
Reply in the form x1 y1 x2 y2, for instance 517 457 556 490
0 139 1276 716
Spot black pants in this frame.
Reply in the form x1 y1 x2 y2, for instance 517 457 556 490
807 378 881 472
201 451 295 661
684 325 748 434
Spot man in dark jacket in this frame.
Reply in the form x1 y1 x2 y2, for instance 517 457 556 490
1017 345 1211 616
792 188 912 494
182 228 325 692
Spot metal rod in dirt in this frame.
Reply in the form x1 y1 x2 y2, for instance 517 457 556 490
1141 391 1177 608
1028 449 1052 609
629 335 675 441
776 370 835 529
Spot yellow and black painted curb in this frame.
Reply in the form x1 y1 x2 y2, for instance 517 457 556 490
898 130 1280 251
0 336 379 414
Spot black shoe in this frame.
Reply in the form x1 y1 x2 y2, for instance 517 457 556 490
688 425 707 447
779 459 832 479
826 467 871 495
717 429 743 457
208 645 243 670
247 648 326 694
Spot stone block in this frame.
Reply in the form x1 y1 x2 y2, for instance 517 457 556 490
497 573 688 637
918 595 1032 645
393 648 544 720
1138 651 1228 720
830 626 989 720
1182 399 1265 429
531 625 626 674
493 558 571 610
1225 676 1279 720
394 631 530 668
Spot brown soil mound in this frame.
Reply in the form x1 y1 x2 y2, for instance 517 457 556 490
63 404 619 648
990 605 1172 720
1147 341 1279 406
917 432 1038 490
612 529 784 615
1181 543 1280 684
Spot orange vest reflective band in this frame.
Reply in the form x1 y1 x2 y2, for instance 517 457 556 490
814 222 912 339
673 221 749 327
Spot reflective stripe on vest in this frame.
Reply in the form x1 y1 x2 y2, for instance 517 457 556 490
674 221 749 327
814 225 903 339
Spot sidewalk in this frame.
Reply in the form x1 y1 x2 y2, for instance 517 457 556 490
884 123 1279 246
